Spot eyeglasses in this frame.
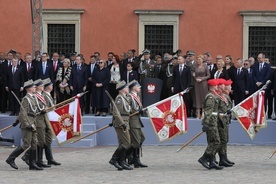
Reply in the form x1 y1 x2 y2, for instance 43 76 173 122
244 63 249 66
98 62 103 64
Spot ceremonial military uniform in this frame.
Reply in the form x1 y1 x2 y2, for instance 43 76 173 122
126 80 147 168
34 79 51 168
109 80 133 170
198 79 223 170
42 78 61 166
6 79 43 170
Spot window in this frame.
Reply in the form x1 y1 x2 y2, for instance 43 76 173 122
144 25 173 56
240 11 276 66
42 9 84 55
47 24 76 55
135 10 183 55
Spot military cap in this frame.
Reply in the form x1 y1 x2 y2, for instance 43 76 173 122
34 79 44 86
70 51 77 56
217 78 226 85
204 52 211 57
42 78 52 87
186 51 195 56
24 79 35 89
224 80 233 86
142 49 151 55
128 80 140 89
116 80 128 91
208 79 219 86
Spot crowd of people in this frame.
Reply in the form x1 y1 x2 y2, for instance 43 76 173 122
0 49 274 119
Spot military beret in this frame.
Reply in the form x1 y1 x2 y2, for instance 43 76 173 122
224 80 233 86
208 79 219 86
217 78 226 85
42 78 52 87
128 80 140 89
116 80 128 91
34 79 44 86
24 79 35 89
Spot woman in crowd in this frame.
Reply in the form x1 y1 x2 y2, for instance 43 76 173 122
56 58 72 103
224 55 234 70
109 55 123 100
92 60 111 116
214 59 229 80
192 55 210 119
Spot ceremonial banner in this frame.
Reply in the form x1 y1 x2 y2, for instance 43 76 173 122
46 97 82 146
146 93 188 142
232 90 266 140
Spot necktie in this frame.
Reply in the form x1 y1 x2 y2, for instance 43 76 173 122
259 63 263 72
179 65 183 75
43 62 46 74
91 64 94 75
12 67 15 74
53 61 57 72
237 68 240 75
28 63 31 73
127 71 130 83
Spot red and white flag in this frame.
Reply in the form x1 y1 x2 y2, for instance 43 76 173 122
146 93 188 142
46 97 82 145
232 90 266 140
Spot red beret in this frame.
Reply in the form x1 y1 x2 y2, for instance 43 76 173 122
224 80 233 86
208 79 219 86
217 78 226 85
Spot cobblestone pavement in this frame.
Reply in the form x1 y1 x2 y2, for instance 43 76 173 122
0 145 275 184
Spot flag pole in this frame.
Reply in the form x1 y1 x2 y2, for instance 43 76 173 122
44 91 88 112
269 150 276 159
0 125 13 133
71 125 109 144
176 131 203 153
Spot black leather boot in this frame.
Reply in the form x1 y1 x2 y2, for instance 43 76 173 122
133 148 148 168
45 145 61 166
6 146 25 169
125 146 135 165
219 153 233 167
225 153 235 165
29 149 43 170
36 146 51 168
109 146 123 170
118 147 133 170
21 149 30 166
209 154 224 170
198 152 209 169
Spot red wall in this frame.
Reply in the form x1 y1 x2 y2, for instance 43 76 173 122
1 0 276 61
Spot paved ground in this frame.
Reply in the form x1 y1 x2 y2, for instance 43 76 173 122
0 145 275 184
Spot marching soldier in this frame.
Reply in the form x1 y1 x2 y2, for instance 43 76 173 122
198 79 223 170
126 80 148 168
109 80 133 170
42 78 61 166
135 49 157 82
6 79 43 170
33 79 51 168
218 79 235 166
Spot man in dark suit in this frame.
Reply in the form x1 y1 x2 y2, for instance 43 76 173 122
15 52 24 67
51 52 62 80
70 56 88 113
243 59 254 96
85 55 98 114
0 52 8 113
232 58 249 105
5 58 24 115
253 53 271 112
122 62 138 83
22 53 36 96
207 57 217 79
171 56 191 115
122 49 142 73
35 52 54 82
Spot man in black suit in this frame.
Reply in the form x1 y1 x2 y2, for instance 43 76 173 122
85 55 97 114
121 62 138 83
0 52 8 113
243 59 254 96
207 57 217 79
5 58 24 115
15 52 24 67
35 52 54 82
22 53 36 96
122 49 141 73
70 56 88 112
51 52 62 100
253 53 271 112
232 58 249 105
171 56 191 115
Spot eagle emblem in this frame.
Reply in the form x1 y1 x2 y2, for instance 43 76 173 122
147 84 155 93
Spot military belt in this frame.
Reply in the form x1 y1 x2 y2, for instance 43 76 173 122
121 114 129 117
212 112 228 117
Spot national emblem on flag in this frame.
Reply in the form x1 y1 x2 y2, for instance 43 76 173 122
46 97 82 145
232 90 266 140
146 93 188 142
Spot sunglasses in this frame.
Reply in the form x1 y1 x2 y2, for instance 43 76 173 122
98 62 103 64
244 63 249 65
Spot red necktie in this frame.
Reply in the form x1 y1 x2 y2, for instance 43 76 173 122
54 61 57 72
28 63 31 73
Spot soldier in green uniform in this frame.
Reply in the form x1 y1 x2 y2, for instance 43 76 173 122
135 49 157 82
42 78 61 166
216 78 233 167
6 79 43 170
33 79 51 168
219 79 235 166
198 79 223 170
126 80 148 168
109 80 133 170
